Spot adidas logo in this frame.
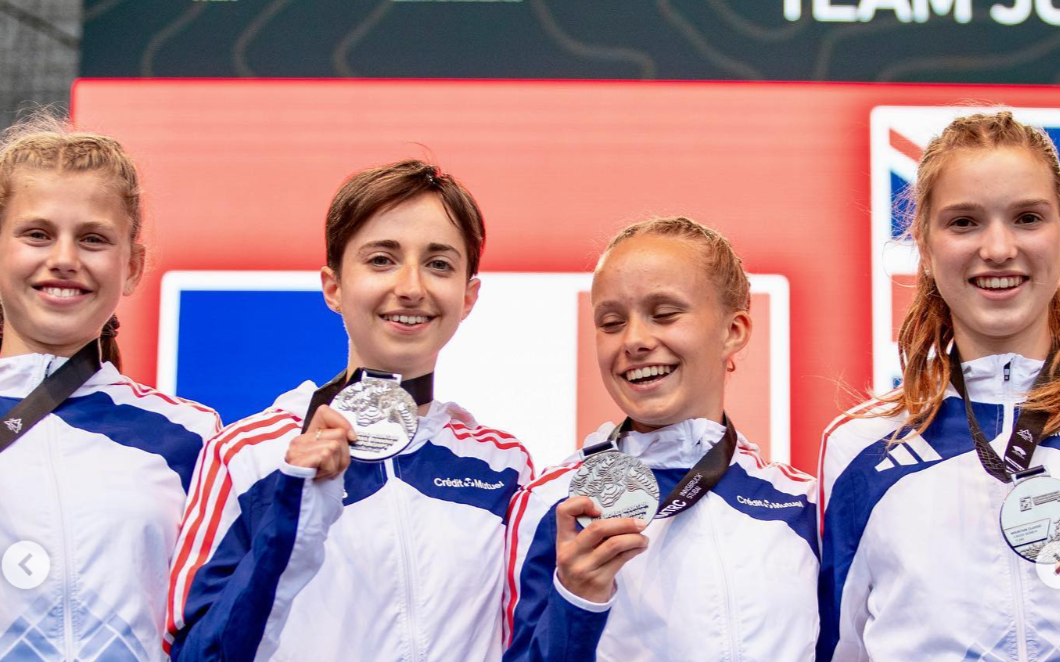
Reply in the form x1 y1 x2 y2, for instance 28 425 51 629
874 436 942 472
4 418 21 434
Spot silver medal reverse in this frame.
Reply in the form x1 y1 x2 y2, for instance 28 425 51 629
1000 474 1060 562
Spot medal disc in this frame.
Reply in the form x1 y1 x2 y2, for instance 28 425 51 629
330 376 419 462
999 474 1060 562
569 450 660 528
1035 540 1060 589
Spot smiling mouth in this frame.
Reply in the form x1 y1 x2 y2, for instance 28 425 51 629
35 286 88 298
623 364 675 385
972 276 1027 291
382 314 432 326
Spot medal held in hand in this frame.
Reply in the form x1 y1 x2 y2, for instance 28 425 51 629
1000 469 1060 563
569 448 661 528
331 371 419 462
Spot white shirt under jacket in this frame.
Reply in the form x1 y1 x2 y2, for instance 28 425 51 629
818 354 1060 662
0 353 222 662
504 418 820 662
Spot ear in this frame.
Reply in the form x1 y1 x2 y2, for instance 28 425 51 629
122 244 146 296
461 276 481 321
321 266 342 313
721 309 752 362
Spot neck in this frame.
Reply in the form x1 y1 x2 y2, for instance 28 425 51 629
0 334 91 361
630 406 725 434
952 323 1053 362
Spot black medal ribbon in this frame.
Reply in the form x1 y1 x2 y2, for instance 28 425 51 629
948 344 1056 484
653 414 738 519
0 340 102 455
586 413 738 520
301 368 434 433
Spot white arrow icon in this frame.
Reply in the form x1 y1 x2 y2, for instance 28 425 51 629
2 541 50 590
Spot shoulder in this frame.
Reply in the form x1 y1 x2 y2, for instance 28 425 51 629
101 375 223 438
731 434 816 500
437 403 535 477
200 407 304 490
507 460 581 534
820 398 908 481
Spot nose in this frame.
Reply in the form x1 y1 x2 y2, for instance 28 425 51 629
621 314 656 357
979 221 1018 264
47 236 80 274
394 263 425 302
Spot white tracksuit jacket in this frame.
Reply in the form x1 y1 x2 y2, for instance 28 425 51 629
504 418 819 662
0 352 222 662
166 380 534 662
818 353 1060 662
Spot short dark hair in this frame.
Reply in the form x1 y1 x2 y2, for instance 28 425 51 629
325 159 486 277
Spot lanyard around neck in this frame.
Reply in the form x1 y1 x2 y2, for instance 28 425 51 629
948 344 1056 484
0 341 102 454
584 414 738 520
301 368 434 433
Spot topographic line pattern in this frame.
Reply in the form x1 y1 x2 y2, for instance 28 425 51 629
79 1 1060 83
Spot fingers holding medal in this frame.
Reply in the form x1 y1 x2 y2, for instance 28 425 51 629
554 496 650 604
285 404 356 480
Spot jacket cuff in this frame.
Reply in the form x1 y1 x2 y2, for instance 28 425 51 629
552 569 616 613
279 461 317 479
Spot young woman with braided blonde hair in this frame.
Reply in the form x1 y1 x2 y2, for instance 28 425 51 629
505 217 818 662
819 111 1060 661
0 117 221 661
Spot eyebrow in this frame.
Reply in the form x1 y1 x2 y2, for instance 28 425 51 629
10 218 118 233
358 239 401 251
938 198 1055 214
593 291 690 313
357 239 463 256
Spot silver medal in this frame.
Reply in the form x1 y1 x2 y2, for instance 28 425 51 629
330 373 419 462
999 472 1060 562
569 450 660 527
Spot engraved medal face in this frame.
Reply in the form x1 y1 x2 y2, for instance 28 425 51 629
331 376 419 462
1000 474 1060 562
569 450 660 527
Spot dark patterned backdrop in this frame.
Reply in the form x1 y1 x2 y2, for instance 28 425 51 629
81 0 1060 83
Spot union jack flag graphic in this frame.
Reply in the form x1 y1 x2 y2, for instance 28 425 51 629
870 106 1060 391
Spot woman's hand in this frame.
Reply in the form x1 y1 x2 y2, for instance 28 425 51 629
554 496 650 604
285 405 356 481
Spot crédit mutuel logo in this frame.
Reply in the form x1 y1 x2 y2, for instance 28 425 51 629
736 495 803 509
434 477 505 490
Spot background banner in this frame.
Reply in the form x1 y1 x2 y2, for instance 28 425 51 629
71 78 1060 472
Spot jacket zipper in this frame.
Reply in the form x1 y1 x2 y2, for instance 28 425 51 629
386 458 421 662
40 358 76 659
705 498 739 662
1001 366 1028 662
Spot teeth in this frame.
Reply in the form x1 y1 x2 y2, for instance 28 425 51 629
42 287 81 298
625 365 673 382
975 276 1022 290
386 314 428 325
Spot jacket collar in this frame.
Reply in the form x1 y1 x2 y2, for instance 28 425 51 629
584 417 728 470
950 353 1046 404
0 352 120 398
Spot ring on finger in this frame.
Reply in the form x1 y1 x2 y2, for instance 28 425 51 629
315 430 322 442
